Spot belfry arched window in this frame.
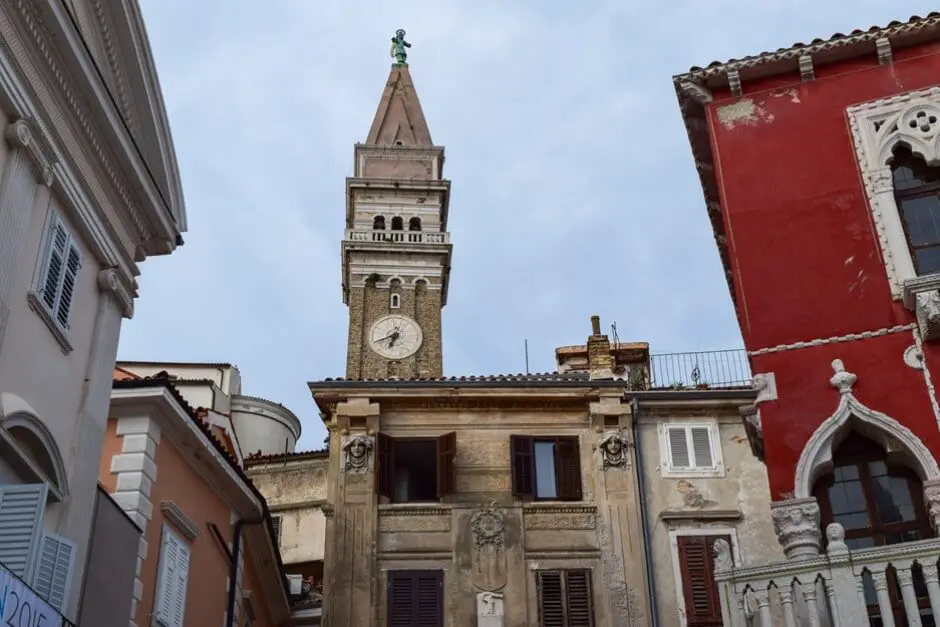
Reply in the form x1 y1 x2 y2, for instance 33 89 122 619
409 217 421 231
891 145 940 275
373 216 386 230
813 430 933 624
391 216 404 231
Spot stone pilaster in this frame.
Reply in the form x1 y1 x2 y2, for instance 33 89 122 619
770 497 822 560
923 479 940 531
0 118 54 348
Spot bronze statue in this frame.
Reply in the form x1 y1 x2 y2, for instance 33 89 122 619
390 29 411 64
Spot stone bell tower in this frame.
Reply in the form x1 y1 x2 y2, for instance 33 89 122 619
341 38 452 380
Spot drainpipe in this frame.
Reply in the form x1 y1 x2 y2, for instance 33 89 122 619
225 515 267 627
632 396 660 627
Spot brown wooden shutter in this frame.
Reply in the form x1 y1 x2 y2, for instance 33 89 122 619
677 535 728 627
376 433 395 499
436 432 457 498
536 570 566 627
564 569 594 627
554 436 583 500
510 435 534 498
387 570 443 627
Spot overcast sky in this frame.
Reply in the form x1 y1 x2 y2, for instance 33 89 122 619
121 1 938 450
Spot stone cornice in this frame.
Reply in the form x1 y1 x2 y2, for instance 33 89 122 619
97 268 134 318
160 501 200 540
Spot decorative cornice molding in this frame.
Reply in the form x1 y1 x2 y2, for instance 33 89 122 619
747 324 916 356
160 501 200 540
522 505 597 515
89 0 133 134
97 268 134 318
4 117 53 185
378 507 450 517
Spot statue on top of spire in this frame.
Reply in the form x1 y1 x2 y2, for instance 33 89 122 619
390 29 411 64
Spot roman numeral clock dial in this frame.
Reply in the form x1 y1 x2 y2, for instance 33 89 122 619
369 314 424 360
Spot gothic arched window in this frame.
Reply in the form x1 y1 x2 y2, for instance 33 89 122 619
891 145 940 275
391 216 404 231
409 217 422 231
373 216 386 230
813 430 933 623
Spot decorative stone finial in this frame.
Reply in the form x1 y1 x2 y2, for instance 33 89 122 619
770 497 822 560
829 359 857 395
390 29 411 64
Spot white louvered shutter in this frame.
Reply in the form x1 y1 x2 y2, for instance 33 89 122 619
154 527 180 626
171 540 191 627
54 244 81 328
0 483 48 579
39 220 68 311
667 427 690 469
32 531 75 611
690 427 714 468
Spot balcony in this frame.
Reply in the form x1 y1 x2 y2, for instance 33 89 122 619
344 229 450 245
715 524 940 625
648 349 751 390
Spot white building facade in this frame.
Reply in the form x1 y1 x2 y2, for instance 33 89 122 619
0 2 185 623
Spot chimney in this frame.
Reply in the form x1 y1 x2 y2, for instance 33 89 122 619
587 315 614 380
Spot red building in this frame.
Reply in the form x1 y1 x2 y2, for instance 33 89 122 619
676 12 940 622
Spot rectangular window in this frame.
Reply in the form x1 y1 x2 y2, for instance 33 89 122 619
676 535 728 627
0 483 49 580
35 213 82 330
662 424 722 476
536 569 595 627
511 436 581 501
387 570 443 627
32 530 76 612
271 515 282 548
154 525 192 627
376 432 456 503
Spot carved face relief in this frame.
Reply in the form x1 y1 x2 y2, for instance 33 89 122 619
342 434 374 473
471 502 505 548
596 430 630 469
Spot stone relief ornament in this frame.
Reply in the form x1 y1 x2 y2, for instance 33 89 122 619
341 434 374 473
471 501 506 548
924 479 940 530
476 591 504 627
712 538 733 574
595 430 630 469
770 498 822 560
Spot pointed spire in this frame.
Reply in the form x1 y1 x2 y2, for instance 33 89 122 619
366 63 433 147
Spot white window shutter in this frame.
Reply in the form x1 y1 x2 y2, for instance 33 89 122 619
667 427 690 468
690 427 714 468
32 531 75 612
154 527 180 626
0 483 48 579
171 540 191 627
55 244 81 329
39 220 68 310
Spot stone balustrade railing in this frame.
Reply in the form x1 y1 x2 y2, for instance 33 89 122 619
715 523 940 626
345 229 449 245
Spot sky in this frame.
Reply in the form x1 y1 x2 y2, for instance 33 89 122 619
121 1 940 451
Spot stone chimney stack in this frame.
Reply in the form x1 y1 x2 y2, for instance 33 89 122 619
587 315 614 381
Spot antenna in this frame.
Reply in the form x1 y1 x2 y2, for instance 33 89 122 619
611 322 621 349
524 339 530 374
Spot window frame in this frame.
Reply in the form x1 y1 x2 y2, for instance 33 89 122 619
376 432 456 504
385 569 444 627
658 422 724 479
891 147 940 276
27 210 82 353
534 568 596 627
510 435 582 502
668 528 739 627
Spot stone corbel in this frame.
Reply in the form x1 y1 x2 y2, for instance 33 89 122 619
770 497 822 560
923 479 940 531
902 276 940 342
739 404 763 462
97 268 134 318
4 118 54 187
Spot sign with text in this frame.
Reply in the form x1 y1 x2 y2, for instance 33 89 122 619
0 562 63 627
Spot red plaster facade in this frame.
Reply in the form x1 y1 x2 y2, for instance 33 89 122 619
676 16 940 500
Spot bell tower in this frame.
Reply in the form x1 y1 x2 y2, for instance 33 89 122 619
342 41 452 380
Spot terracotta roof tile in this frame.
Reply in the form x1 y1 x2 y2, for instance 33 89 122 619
245 449 329 464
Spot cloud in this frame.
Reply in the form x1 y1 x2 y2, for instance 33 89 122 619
125 0 939 450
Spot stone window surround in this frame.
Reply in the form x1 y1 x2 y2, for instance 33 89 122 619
657 420 725 479
848 86 940 340
667 526 742 627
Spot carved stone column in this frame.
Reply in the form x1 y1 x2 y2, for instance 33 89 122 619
0 118 54 347
770 497 822 560
322 397 380 627
923 479 940 531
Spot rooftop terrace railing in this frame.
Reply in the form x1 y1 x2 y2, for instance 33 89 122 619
649 349 752 389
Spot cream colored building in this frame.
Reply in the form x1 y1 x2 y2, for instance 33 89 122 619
0 2 185 623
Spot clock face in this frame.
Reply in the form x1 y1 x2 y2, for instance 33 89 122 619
369 314 423 360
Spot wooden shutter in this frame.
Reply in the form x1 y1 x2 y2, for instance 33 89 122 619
0 483 48 579
154 525 190 627
171 539 191 627
387 570 442 627
677 535 728 627
554 437 582 500
690 427 714 468
667 427 691 468
376 433 395 499
271 515 282 547
537 569 595 627
436 432 456 498
510 435 534 498
32 531 75 612
55 244 81 328
40 219 68 310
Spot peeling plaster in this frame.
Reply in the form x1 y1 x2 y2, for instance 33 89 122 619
771 88 802 104
676 480 718 509
717 98 775 129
